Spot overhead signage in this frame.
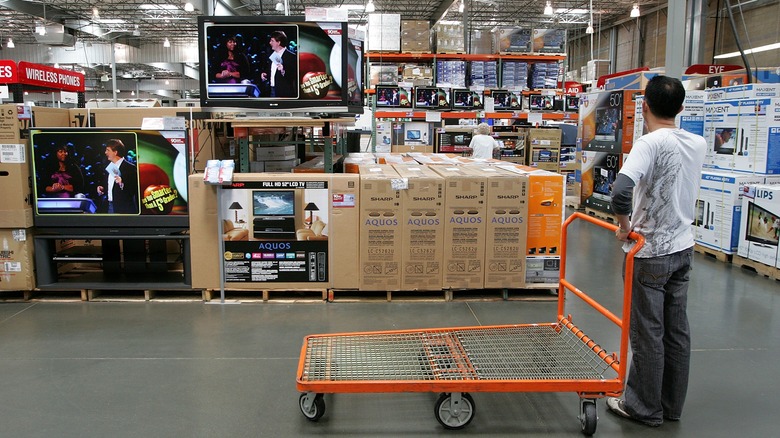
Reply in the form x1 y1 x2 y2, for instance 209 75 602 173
0 61 85 92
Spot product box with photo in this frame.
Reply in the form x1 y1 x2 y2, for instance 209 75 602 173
359 165 403 291
738 184 780 268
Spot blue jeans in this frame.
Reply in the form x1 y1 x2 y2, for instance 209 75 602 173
622 247 693 425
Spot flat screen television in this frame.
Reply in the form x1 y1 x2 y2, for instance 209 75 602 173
437 131 473 152
492 90 522 110
529 94 556 111
406 130 422 141
592 165 616 200
595 107 621 141
451 89 484 110
252 190 295 216
198 16 362 113
375 85 412 108
565 95 580 111
414 87 448 109
30 128 189 230
745 201 780 246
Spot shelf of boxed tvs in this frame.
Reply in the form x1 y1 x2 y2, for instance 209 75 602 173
577 65 780 280
0 103 238 297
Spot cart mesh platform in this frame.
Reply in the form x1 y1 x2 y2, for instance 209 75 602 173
300 321 616 384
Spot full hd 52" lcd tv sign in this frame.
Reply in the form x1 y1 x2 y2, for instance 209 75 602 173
30 128 189 229
198 16 361 113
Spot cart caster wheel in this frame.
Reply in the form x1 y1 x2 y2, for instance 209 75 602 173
434 392 475 430
299 393 325 421
579 399 597 436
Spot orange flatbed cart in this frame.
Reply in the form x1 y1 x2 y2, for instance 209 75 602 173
296 212 644 435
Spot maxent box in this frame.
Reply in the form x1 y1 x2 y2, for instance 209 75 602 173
738 184 780 268
469 166 528 289
431 166 487 289
704 97 780 174
695 170 780 254
499 165 564 286
392 165 445 291
359 165 403 291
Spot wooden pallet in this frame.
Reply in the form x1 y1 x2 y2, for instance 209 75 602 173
693 244 733 263
565 196 583 210
203 288 328 302
450 287 558 301
732 255 780 281
328 289 448 302
86 289 202 302
585 208 616 223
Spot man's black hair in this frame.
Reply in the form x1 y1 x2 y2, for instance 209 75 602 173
644 75 685 119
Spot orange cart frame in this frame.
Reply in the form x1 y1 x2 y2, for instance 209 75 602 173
296 212 644 435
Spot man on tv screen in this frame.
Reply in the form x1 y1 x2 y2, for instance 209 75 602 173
260 30 298 98
97 139 139 214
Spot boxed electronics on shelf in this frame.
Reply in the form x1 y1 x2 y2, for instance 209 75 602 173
532 28 566 53
738 184 780 268
367 13 401 52
497 27 533 53
400 20 431 53
695 170 780 254
431 166 487 289
359 165 404 291
527 128 562 172
392 165 445 290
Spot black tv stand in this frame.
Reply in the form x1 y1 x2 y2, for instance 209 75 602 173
253 216 296 240
34 229 191 290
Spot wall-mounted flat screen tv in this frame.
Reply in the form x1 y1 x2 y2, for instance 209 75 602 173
198 16 362 113
30 128 189 230
745 201 780 246
252 190 295 216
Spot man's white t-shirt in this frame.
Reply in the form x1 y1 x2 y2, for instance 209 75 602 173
469 134 498 159
618 128 706 258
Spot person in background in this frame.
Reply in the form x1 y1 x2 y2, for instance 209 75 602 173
97 139 139 214
212 36 250 84
468 122 499 159
608 75 707 427
43 143 83 198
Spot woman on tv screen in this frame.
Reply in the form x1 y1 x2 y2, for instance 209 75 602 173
211 35 250 84
42 143 84 199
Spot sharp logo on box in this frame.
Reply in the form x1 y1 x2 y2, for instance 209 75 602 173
370 196 394 201
756 190 774 200
497 195 520 199
257 242 291 250
413 196 436 201
455 195 478 199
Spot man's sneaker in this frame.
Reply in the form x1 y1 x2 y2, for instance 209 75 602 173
606 397 661 427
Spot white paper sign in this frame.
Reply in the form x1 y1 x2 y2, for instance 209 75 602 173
528 112 543 125
0 85 9 100
425 111 442 122
60 91 78 104
0 143 25 163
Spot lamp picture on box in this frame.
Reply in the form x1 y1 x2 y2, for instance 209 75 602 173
304 202 319 228
229 201 244 225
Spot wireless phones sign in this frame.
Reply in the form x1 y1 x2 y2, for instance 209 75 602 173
0 61 85 92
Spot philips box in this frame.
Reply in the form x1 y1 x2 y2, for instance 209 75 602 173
738 184 780 267
392 164 445 291
695 171 780 254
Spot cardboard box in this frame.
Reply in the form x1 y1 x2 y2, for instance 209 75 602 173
737 184 780 267
0 228 35 291
393 165 444 290
532 28 566 53
695 171 780 254
359 165 403 290
603 71 661 91
499 165 564 286
367 14 401 52
431 166 487 289
189 173 360 290
497 27 533 53
703 97 780 174
705 83 780 101
392 145 434 153
263 158 301 172
253 145 297 161
433 23 465 53
471 166 528 288
527 128 561 172
0 105 33 224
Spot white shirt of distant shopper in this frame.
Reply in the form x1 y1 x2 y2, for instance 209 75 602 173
469 123 499 159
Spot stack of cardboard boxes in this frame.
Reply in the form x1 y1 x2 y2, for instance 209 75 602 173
0 104 35 292
401 20 431 53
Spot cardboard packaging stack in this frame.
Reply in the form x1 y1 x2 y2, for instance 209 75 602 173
367 14 401 52
431 166 487 289
392 165 445 290
0 104 35 291
433 22 465 53
358 165 404 291
497 27 533 53
250 145 300 173
527 128 562 172
400 20 431 53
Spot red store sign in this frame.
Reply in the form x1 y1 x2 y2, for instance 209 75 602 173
0 60 85 93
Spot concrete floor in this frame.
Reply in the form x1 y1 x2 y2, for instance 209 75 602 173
1 219 778 437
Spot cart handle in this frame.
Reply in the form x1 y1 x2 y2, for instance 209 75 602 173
559 212 644 378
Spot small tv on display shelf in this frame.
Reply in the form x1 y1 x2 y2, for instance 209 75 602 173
414 87 448 109
375 85 411 108
253 190 295 216
198 16 362 113
491 90 522 110
30 128 189 230
451 89 483 110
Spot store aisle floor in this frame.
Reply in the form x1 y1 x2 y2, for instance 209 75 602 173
1 220 778 437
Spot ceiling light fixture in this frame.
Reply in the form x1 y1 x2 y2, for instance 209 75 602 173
92 8 100 18
163 38 171 48
184 2 195 12
54 63 59 69
7 38 14 48
714 42 780 59
132 25 141 36
544 1 553 15
275 1 285 12
365 0 375 13
459 1 464 13
585 22 594 34
630 4 640 18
